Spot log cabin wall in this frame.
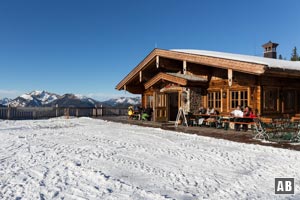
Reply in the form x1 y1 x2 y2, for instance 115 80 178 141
260 76 300 117
141 68 300 118
199 69 260 115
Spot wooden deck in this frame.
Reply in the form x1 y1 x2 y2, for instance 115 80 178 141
98 116 300 151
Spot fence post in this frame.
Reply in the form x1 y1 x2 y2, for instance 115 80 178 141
64 108 70 119
100 104 103 116
56 104 58 117
95 106 97 117
76 109 79 117
7 104 11 120
33 110 36 119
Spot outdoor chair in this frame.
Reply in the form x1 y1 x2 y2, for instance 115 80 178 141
253 118 276 140
291 122 300 142
294 129 300 142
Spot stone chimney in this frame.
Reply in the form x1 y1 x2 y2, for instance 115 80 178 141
262 41 279 59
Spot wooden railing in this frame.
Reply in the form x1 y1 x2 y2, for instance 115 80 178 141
0 106 128 120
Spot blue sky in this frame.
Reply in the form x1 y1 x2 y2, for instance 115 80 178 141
0 0 299 100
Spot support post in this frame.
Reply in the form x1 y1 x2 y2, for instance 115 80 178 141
139 71 142 82
95 106 98 117
228 69 233 87
183 60 187 74
100 104 103 116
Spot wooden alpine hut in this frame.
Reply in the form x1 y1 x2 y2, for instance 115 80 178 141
116 41 300 122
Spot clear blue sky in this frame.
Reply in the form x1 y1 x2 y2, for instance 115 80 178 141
0 0 299 100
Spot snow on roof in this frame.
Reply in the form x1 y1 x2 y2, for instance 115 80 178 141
171 49 300 71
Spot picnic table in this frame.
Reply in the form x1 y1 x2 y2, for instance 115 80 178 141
191 114 255 130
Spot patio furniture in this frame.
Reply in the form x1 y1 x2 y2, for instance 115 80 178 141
253 118 277 140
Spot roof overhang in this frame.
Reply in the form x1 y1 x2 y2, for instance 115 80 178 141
144 72 207 90
116 48 300 93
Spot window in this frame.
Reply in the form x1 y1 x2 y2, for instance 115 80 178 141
263 88 278 112
240 91 248 108
208 92 214 108
283 90 296 112
207 91 221 109
156 93 166 107
230 90 248 109
146 95 153 108
231 91 239 109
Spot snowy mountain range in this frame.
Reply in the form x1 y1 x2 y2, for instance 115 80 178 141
101 97 141 108
0 91 141 108
8 91 60 107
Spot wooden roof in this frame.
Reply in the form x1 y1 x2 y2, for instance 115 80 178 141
116 48 300 93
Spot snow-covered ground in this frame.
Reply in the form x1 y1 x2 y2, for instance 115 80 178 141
0 118 299 200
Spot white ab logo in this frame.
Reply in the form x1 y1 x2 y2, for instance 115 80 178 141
277 181 292 191
275 178 294 194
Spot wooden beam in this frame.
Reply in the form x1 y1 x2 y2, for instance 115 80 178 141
228 69 233 87
156 56 159 68
139 71 142 82
183 60 187 74
264 69 300 78
144 72 188 90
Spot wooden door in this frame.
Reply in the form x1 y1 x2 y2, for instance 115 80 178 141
169 92 179 121
154 92 168 122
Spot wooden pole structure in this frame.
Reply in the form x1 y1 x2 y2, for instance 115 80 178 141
56 104 58 117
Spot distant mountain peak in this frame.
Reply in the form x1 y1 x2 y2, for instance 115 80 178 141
3 90 60 107
29 90 44 95
0 97 12 106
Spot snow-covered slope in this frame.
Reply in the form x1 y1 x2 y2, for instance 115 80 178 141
30 90 59 104
8 91 60 107
102 97 141 107
0 118 299 199
0 97 11 106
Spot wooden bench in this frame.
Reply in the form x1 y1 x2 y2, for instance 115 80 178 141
232 121 255 125
230 118 256 131
292 117 300 122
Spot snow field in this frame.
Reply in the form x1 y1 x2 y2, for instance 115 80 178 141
0 118 299 199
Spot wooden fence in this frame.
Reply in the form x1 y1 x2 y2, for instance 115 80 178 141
0 106 128 120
